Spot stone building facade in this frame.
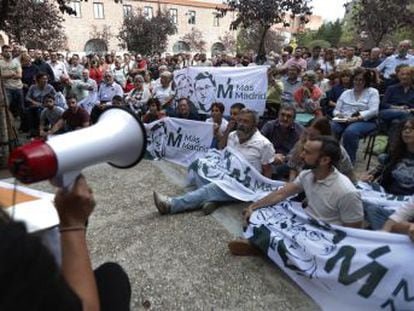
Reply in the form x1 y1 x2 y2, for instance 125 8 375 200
62 0 237 56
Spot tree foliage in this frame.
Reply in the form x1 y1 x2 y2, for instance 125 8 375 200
297 19 343 47
118 8 176 55
347 0 414 46
180 28 207 53
218 31 237 54
90 25 113 48
217 0 312 62
237 23 285 54
2 0 67 50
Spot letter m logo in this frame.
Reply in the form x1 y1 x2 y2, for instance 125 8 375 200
324 245 390 298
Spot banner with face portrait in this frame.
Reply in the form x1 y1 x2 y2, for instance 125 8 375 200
173 66 268 115
246 202 414 310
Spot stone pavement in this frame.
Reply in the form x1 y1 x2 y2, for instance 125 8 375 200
9 159 318 311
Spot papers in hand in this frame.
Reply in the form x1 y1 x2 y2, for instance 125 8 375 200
332 117 349 123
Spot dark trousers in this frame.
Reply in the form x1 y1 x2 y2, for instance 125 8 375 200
5 88 24 118
94 262 131 311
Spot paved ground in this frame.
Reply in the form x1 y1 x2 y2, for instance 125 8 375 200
1 132 376 310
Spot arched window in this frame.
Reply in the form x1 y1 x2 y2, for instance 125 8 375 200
84 39 108 54
211 42 225 56
173 41 190 53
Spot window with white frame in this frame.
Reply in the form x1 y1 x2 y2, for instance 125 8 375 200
144 6 153 20
93 2 104 19
169 8 178 24
70 0 81 17
188 10 196 24
123 4 132 17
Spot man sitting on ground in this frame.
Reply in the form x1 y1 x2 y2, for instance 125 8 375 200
39 94 65 137
153 108 275 215
170 98 199 120
261 104 304 180
49 96 89 134
229 136 364 255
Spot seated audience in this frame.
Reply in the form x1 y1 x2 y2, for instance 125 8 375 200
281 64 302 105
324 70 352 117
261 104 304 179
332 68 380 163
49 96 89 134
39 94 65 137
142 98 164 124
379 64 414 131
288 117 355 183
205 102 228 149
293 70 323 117
153 71 174 114
125 75 151 115
170 98 199 120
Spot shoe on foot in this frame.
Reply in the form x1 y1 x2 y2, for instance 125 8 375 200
153 191 171 215
202 202 218 215
228 239 261 256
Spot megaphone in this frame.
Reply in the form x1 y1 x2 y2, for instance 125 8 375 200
8 107 147 187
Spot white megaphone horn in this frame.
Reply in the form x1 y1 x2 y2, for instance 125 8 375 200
8 107 147 187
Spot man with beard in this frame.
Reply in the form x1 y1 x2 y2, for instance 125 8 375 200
153 108 275 215
49 96 89 134
229 136 363 255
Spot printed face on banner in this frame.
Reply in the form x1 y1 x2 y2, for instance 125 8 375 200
147 121 168 159
173 67 268 116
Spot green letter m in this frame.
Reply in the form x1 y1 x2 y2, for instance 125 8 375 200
324 245 390 298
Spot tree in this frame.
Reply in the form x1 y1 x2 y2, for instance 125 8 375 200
347 0 414 46
218 31 237 54
118 8 176 55
237 23 285 54
217 0 312 63
2 0 67 50
90 25 113 49
180 27 207 53
297 19 343 48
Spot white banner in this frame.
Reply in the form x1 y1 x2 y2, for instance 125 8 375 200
145 117 214 166
189 147 284 202
245 202 414 310
174 66 268 115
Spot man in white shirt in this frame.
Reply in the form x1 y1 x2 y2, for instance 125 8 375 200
47 51 68 83
153 108 275 215
230 136 363 255
383 203 414 242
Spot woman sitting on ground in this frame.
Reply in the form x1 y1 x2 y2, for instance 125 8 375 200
293 70 323 118
142 98 165 124
288 117 356 183
205 102 228 149
361 118 414 229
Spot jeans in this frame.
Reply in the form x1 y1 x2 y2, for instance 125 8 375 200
363 202 395 230
5 87 24 118
170 175 236 214
379 108 411 134
331 120 377 163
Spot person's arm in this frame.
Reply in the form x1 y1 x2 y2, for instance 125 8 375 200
244 182 302 222
343 220 363 228
50 119 64 135
218 120 236 150
261 163 272 179
25 86 42 107
54 176 100 311
359 88 380 120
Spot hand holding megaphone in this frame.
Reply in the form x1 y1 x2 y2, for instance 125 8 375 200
8 107 147 188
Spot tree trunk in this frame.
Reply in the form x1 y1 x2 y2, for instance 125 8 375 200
257 25 270 65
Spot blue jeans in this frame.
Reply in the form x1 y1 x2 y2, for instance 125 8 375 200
331 121 377 163
5 87 24 118
170 175 236 214
363 202 395 230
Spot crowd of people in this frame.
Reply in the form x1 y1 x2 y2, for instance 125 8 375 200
1 39 414 306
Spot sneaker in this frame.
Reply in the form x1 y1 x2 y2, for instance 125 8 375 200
202 202 218 215
228 239 261 256
153 191 171 215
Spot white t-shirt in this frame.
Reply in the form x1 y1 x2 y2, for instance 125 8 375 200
389 203 414 223
227 130 275 173
206 117 228 135
293 168 363 225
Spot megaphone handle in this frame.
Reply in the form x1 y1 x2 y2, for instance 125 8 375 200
50 171 81 190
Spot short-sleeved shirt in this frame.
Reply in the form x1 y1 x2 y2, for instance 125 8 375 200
293 168 363 225
227 130 275 173
389 203 414 223
97 82 124 103
62 107 89 131
40 106 64 126
0 58 23 89
376 54 414 79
